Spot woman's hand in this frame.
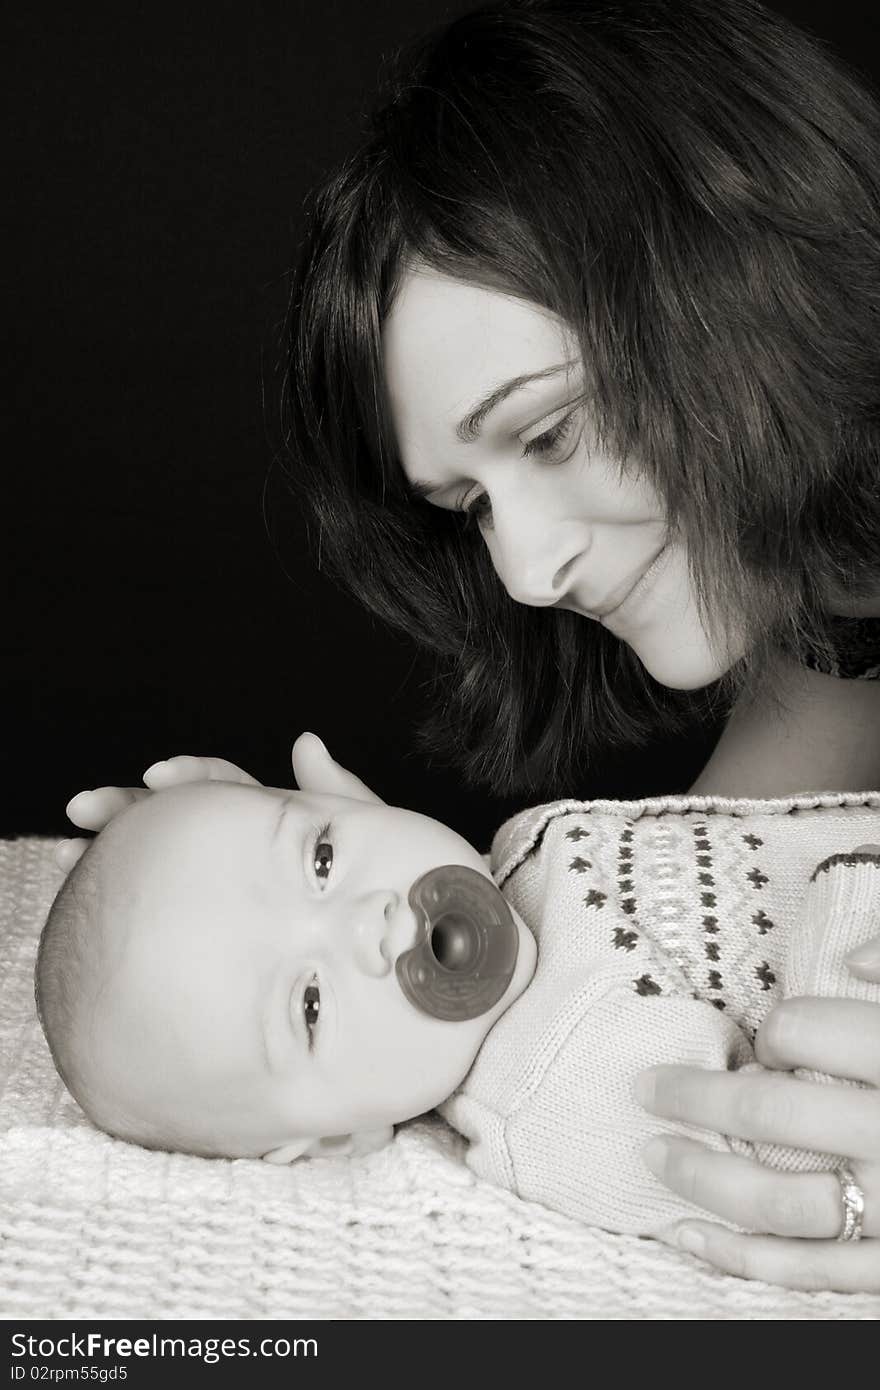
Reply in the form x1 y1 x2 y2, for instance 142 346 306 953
54 733 351 873
55 755 261 873
636 950 880 1291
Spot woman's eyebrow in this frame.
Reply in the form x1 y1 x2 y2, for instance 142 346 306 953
403 361 579 501
455 362 574 443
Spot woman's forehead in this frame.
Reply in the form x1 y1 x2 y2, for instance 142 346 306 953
383 268 573 439
385 267 566 367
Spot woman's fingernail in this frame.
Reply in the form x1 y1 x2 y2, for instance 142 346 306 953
633 1070 656 1107
675 1226 706 1256
846 942 880 970
641 1137 667 1176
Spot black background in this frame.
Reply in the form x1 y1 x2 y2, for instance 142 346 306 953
4 2 878 848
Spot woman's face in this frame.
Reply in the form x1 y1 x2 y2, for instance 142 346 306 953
383 267 745 689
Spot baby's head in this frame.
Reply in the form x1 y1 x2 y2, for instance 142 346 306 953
36 739 536 1162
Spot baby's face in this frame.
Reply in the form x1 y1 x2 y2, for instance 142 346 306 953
86 774 536 1160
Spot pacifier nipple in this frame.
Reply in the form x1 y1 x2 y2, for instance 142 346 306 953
395 864 519 1021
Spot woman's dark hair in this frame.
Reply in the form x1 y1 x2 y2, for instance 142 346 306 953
280 0 880 797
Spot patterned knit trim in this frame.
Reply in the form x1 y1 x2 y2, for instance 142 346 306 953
492 790 880 889
810 850 880 881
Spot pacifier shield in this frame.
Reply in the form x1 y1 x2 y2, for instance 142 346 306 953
396 864 519 1021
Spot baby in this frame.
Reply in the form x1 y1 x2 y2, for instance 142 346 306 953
37 734 880 1236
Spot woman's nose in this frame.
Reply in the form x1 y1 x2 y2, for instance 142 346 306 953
351 889 399 977
489 507 587 607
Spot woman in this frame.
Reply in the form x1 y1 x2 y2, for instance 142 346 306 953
63 0 880 1289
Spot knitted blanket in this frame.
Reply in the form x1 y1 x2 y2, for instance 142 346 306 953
2 827 879 1321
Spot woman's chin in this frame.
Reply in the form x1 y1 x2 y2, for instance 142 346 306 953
629 635 738 690
599 543 748 691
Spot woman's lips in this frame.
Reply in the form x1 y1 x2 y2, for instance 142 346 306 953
577 544 669 620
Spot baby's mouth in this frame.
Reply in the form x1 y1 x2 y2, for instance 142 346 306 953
395 865 519 1021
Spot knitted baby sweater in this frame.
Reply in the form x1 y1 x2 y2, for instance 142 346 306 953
440 792 880 1236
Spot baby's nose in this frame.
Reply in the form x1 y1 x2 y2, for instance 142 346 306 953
351 890 399 977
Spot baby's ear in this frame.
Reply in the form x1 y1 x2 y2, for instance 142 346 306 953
291 733 385 805
261 1127 394 1165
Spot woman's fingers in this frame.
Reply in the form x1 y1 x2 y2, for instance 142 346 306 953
844 846 880 981
636 1064 880 1158
53 838 90 872
661 1224 880 1294
847 951 880 984
65 785 151 831
60 755 262 868
60 786 151 869
143 755 261 788
756 998 880 1085
64 754 261 848
642 1135 877 1238
291 732 384 804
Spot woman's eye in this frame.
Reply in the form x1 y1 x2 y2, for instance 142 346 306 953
455 409 580 532
521 410 578 462
461 490 493 529
303 979 320 1046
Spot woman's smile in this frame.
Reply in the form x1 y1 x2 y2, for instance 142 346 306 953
568 542 670 621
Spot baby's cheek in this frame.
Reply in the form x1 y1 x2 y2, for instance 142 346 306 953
442 1023 493 1091
401 1021 484 1106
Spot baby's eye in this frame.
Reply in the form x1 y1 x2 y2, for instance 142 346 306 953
303 978 320 1048
313 824 334 882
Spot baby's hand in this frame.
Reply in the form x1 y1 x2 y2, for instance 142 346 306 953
55 755 262 874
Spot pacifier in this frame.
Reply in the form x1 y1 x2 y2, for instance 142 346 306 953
395 864 520 1021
